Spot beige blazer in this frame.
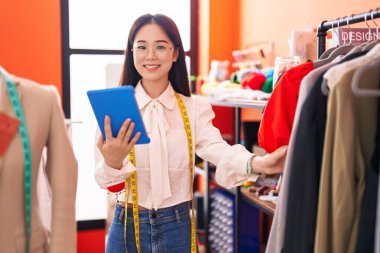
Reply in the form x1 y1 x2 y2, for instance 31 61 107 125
0 73 78 253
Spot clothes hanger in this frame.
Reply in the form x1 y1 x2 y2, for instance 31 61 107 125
340 11 375 60
319 15 363 95
324 16 356 57
351 59 380 97
317 20 340 60
339 9 380 59
362 8 380 52
347 10 373 52
361 10 374 49
314 16 356 69
318 46 339 60
319 18 344 95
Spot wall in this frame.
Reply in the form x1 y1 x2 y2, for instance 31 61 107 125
203 0 242 143
209 0 241 74
0 0 62 94
199 0 241 74
240 0 378 59
198 0 210 76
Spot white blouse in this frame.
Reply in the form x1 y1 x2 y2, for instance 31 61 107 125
94 82 258 210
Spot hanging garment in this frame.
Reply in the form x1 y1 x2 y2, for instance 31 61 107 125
282 50 369 253
315 46 380 253
258 62 314 153
376 157 380 253
355 91 380 252
0 71 78 253
266 60 336 253
282 71 328 253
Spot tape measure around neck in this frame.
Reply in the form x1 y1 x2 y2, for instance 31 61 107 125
123 92 196 253
2 72 32 253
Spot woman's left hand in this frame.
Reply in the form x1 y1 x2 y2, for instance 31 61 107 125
251 145 287 175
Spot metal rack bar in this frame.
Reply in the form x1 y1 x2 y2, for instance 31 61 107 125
317 8 380 57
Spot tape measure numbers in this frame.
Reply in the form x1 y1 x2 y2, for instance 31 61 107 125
124 149 140 252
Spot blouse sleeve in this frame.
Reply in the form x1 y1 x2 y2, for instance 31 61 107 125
193 96 259 189
94 129 136 189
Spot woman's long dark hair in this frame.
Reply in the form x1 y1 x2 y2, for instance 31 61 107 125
119 14 190 97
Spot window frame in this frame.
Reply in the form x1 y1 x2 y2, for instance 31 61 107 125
60 0 199 228
60 0 199 118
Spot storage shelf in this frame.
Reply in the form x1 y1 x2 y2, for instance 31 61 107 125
202 96 270 253
240 187 276 216
195 95 268 110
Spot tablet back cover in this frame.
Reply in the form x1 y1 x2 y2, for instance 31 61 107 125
87 86 150 144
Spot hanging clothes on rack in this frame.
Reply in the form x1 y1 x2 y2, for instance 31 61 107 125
283 50 368 253
265 58 337 253
314 44 380 253
266 9 380 253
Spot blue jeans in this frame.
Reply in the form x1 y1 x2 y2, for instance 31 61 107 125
106 201 192 253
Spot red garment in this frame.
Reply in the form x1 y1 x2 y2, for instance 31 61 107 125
258 62 314 153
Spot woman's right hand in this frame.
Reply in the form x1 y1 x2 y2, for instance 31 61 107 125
251 145 287 175
97 115 141 169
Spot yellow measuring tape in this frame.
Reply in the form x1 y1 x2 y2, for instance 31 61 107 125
123 92 196 253
124 149 140 252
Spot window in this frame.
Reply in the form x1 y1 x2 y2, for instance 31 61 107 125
61 0 198 222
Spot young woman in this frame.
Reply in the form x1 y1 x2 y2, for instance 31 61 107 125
95 13 287 253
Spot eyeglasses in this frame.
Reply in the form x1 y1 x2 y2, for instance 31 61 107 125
132 44 174 57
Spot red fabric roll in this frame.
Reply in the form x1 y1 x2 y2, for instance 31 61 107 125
241 72 267 90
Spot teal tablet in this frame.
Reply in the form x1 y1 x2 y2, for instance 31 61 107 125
87 86 150 144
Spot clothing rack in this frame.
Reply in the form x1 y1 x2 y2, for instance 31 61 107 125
317 8 380 58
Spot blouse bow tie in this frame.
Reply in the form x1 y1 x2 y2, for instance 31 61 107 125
143 100 172 209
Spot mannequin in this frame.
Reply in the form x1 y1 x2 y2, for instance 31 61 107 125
0 67 78 253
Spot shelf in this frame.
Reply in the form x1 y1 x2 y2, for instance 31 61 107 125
201 94 269 253
194 95 268 109
208 98 268 109
240 187 276 216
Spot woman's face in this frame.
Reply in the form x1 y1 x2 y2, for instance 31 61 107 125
132 23 178 84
